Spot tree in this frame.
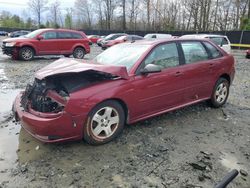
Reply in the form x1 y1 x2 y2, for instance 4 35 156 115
65 8 73 29
49 0 61 28
28 0 48 28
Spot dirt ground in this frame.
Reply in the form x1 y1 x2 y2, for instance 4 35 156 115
0 36 249 188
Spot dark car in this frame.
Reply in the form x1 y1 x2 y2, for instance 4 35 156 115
2 28 90 61
0 31 8 36
13 39 235 145
246 49 250 59
97 33 127 47
102 35 143 50
9 30 30 38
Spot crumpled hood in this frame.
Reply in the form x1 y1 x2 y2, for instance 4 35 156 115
35 58 129 80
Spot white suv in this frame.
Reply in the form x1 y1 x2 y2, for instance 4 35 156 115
180 34 231 54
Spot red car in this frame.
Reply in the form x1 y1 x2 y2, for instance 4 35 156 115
87 35 101 44
2 28 90 60
13 39 235 145
102 35 143 49
246 49 250 58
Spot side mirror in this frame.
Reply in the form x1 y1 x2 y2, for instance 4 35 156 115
37 35 44 40
140 64 162 75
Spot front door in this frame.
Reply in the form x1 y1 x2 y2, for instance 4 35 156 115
131 42 186 120
37 31 59 55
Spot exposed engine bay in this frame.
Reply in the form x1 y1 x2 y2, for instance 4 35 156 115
21 70 116 113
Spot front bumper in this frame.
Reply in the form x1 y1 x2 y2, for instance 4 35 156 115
1 46 16 56
13 93 87 143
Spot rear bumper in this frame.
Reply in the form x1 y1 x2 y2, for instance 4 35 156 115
13 93 86 143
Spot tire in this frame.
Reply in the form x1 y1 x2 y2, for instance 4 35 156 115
73 47 85 59
210 78 230 108
83 100 125 145
246 55 250 59
19 47 34 61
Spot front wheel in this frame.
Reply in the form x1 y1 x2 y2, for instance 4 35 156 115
73 47 85 59
19 47 34 61
83 100 125 145
210 78 230 108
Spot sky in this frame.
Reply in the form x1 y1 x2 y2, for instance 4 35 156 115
0 0 75 18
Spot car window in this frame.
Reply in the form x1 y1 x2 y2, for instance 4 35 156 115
133 36 143 40
95 44 150 71
209 37 223 46
58 32 72 39
181 42 209 64
203 42 222 59
222 38 229 45
71 32 83 39
144 43 179 69
41 31 57 40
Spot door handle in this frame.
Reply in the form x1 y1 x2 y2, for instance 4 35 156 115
175 71 182 77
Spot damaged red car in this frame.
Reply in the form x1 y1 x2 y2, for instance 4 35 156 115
13 39 235 145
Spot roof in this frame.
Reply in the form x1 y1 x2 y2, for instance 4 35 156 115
180 34 227 39
124 38 211 46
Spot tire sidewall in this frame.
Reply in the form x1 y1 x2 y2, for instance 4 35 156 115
19 47 34 61
83 100 125 145
211 78 230 108
73 47 85 59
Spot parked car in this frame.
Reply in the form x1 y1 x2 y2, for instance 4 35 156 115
246 49 250 59
102 35 143 50
180 34 231 54
87 35 101 44
2 28 90 60
0 31 8 36
144 33 172 39
96 36 106 46
13 38 235 145
98 33 127 47
8 30 30 38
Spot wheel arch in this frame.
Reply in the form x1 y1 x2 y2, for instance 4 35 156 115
19 45 37 55
219 73 231 85
90 98 129 124
72 45 86 53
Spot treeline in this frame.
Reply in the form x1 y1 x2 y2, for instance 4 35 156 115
0 0 250 31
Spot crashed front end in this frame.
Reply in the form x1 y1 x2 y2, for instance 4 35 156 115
13 59 129 143
13 78 86 142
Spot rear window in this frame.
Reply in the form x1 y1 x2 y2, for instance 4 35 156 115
203 42 222 59
58 32 72 39
71 32 83 39
181 42 209 64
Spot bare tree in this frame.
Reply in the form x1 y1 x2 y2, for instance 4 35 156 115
49 0 61 28
75 0 93 29
28 0 48 27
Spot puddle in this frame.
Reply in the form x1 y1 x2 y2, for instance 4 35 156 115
0 89 51 181
0 89 21 113
220 153 243 170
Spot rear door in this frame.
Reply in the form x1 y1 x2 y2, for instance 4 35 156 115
37 31 59 55
179 41 214 102
131 42 186 119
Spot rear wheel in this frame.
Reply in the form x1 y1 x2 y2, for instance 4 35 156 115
19 47 34 61
73 47 85 59
83 100 125 145
210 78 229 108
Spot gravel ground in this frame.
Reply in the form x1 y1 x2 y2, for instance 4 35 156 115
0 36 249 188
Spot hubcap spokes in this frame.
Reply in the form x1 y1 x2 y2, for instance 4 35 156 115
22 49 32 59
91 107 119 139
215 83 227 103
76 50 83 58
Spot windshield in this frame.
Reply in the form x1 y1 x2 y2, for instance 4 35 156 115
25 29 45 38
94 43 150 71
